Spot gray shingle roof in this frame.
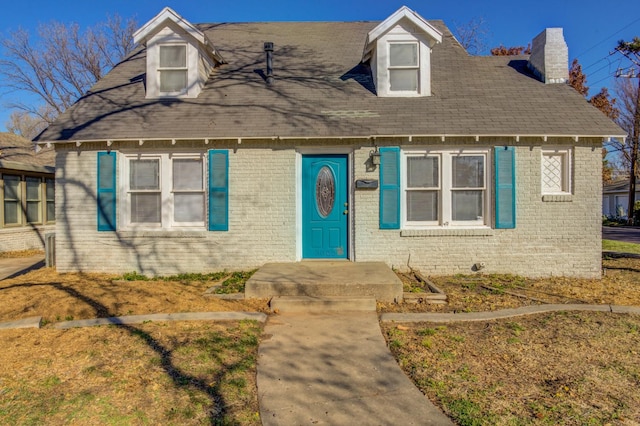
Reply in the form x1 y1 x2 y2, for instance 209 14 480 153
0 132 55 171
35 20 625 142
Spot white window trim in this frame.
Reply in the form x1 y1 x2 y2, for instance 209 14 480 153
401 148 491 229
158 43 189 96
541 148 572 195
375 29 434 97
388 41 419 94
121 152 206 230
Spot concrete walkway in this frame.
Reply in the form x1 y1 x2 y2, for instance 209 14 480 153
53 312 267 329
381 304 640 323
245 262 403 302
0 255 44 280
257 312 453 425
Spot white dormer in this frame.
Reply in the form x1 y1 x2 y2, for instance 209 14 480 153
133 7 225 99
362 6 442 97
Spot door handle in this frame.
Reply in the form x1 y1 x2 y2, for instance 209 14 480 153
343 210 348 215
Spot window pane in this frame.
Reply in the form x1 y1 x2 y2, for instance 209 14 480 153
407 156 438 188
174 193 204 222
47 201 55 222
452 190 483 221
407 190 438 221
4 201 19 224
390 43 418 66
390 69 418 91
542 153 565 193
131 193 161 223
160 70 187 92
46 179 55 201
159 45 186 67
453 156 484 188
130 160 159 190
26 177 41 200
4 175 20 199
27 201 40 223
173 159 203 190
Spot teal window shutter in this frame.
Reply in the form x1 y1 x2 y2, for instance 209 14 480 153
379 147 401 229
97 152 117 231
208 150 229 231
495 147 516 229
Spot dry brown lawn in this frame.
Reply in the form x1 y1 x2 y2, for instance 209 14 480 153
1 321 262 425
1 256 639 425
0 267 269 324
382 257 640 313
0 264 267 425
382 257 640 425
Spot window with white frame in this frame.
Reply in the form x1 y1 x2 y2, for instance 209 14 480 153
158 44 188 94
541 149 571 194
389 42 419 92
403 149 488 227
123 153 204 229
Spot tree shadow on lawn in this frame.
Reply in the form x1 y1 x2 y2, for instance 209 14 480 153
2 280 259 424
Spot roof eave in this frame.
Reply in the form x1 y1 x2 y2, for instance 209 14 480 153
362 6 443 63
0 159 55 174
133 7 206 45
34 133 627 147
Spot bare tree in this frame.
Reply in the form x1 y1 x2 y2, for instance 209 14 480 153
610 37 640 224
5 107 54 140
0 14 137 124
453 17 489 55
609 77 640 221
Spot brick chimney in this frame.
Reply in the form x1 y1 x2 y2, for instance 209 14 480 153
528 28 568 84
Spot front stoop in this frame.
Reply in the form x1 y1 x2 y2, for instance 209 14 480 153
245 261 403 303
270 296 376 313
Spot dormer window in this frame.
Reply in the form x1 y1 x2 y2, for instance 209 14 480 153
389 42 419 92
362 6 442 98
133 7 225 99
159 45 188 94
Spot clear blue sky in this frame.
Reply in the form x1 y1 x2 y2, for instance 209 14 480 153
0 0 638 132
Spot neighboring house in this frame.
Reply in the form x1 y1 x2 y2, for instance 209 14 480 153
0 132 55 253
603 180 640 218
34 6 625 278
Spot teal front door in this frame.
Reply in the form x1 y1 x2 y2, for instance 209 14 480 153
302 155 348 259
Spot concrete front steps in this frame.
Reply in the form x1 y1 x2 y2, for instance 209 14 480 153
245 262 403 308
270 296 377 313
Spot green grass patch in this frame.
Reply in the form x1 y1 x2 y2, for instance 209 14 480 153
445 398 487 426
603 239 640 254
160 271 229 282
118 270 255 292
213 270 257 294
121 271 150 281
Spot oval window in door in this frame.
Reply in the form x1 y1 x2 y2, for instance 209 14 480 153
316 166 335 217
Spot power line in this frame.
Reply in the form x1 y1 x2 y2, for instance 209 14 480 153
575 16 640 59
583 52 615 72
589 73 616 87
588 61 614 77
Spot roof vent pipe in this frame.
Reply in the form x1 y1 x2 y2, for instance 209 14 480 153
264 42 274 85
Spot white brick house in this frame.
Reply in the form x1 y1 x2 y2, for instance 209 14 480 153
35 6 624 278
